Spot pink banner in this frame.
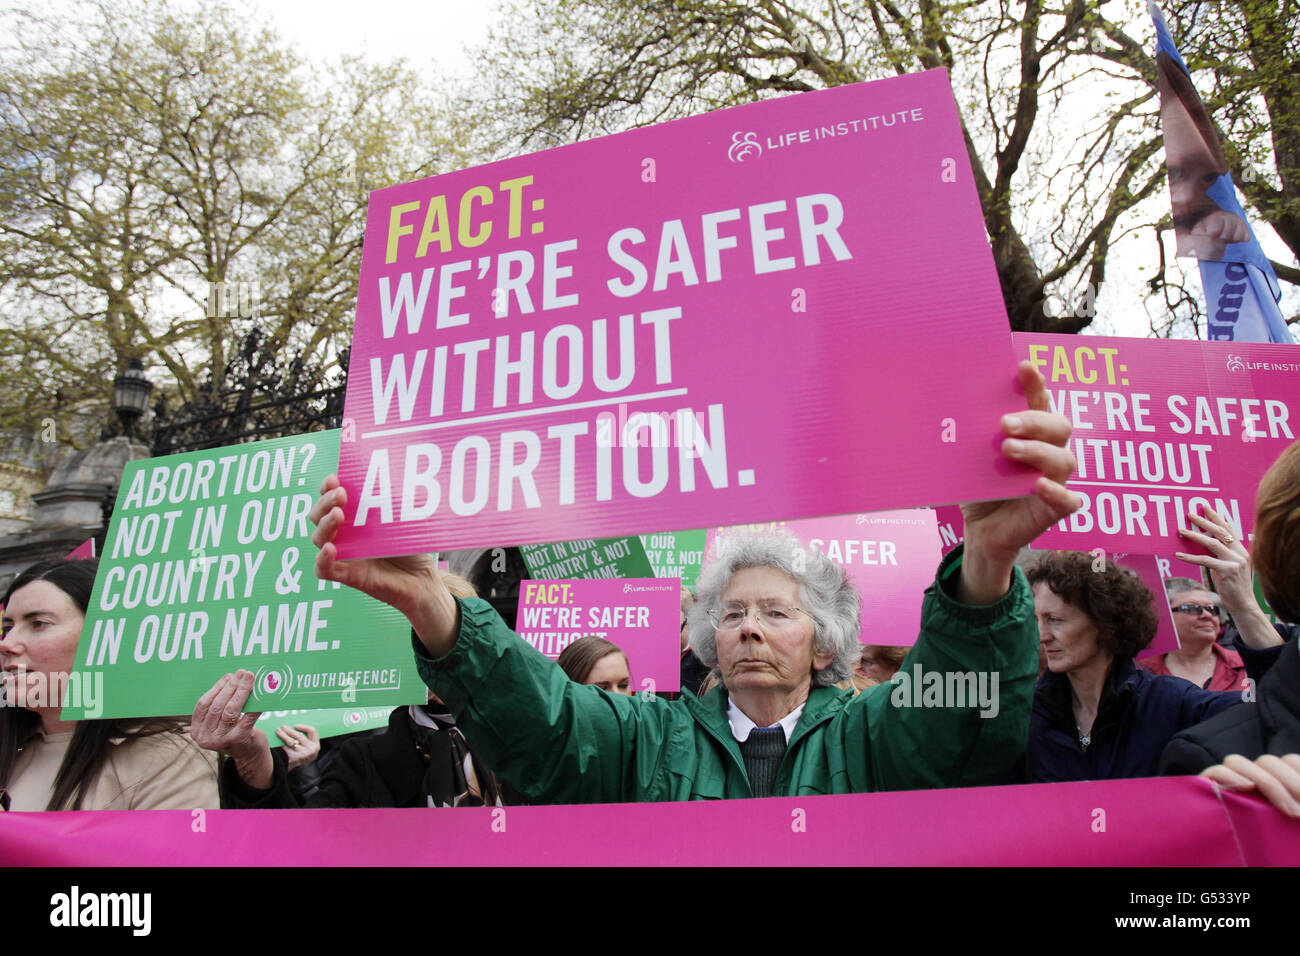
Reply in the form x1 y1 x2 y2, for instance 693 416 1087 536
2 777 1295 865
1015 333 1300 554
516 578 681 691
707 510 941 648
335 68 1033 559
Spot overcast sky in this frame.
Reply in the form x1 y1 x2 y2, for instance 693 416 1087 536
261 0 500 78
6 0 1293 340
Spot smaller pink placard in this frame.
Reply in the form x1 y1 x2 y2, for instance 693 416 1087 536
517 578 681 692
931 504 964 557
1112 552 1181 655
706 510 941 648
66 537 96 559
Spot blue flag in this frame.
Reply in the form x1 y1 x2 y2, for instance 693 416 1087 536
1149 2 1291 343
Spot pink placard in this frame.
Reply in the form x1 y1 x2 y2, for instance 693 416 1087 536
1153 553 1214 583
335 69 1033 559
65 537 95 559
1114 552 1182 655
3 777 1295 866
706 510 941 647
516 577 681 692
1015 333 1300 554
931 504 965 557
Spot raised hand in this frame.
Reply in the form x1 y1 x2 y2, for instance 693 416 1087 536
1176 506 1281 650
959 361 1081 604
310 474 460 657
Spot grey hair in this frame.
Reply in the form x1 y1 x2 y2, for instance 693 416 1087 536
687 531 862 688
1164 576 1218 602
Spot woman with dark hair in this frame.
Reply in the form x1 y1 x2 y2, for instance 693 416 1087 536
1027 551 1242 782
0 559 218 811
557 636 633 695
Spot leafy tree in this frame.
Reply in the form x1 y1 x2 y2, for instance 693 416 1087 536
0 0 449 449
464 0 1298 336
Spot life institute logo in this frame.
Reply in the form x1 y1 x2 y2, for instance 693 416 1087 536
1226 354 1246 372
728 131 762 163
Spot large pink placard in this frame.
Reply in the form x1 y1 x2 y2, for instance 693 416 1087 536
334 69 1032 559
706 510 941 647
1015 333 1300 554
516 578 681 691
3 777 1294 866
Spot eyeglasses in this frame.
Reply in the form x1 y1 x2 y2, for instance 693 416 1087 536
707 604 814 631
1172 603 1221 617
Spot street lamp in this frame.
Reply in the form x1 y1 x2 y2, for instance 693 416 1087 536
112 358 153 440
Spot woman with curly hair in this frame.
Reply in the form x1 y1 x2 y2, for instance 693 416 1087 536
1026 551 1243 782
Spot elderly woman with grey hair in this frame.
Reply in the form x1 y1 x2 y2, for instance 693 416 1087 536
202 363 1080 803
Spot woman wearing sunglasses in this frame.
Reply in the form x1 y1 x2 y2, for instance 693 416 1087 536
1137 580 1248 692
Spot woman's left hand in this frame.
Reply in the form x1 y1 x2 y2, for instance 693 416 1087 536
276 724 321 771
959 361 1081 604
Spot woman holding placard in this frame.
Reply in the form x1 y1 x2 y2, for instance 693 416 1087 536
0 559 218 811
258 360 1081 801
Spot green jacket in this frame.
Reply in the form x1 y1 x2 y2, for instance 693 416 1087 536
416 549 1037 803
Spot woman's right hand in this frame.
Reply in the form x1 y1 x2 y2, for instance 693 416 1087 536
191 670 274 790
310 474 460 658
1176 506 1281 649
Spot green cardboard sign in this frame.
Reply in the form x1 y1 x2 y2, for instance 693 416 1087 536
65 431 418 719
638 529 706 589
257 704 401 748
519 536 653 580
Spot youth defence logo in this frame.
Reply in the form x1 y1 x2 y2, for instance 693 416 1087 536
728 131 762 163
253 665 294 702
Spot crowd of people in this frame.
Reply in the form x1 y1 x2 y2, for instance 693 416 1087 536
2 362 1298 824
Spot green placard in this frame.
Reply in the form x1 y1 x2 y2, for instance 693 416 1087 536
519 536 653 580
64 431 418 719
638 529 706 589
257 704 402 747
1254 572 1281 625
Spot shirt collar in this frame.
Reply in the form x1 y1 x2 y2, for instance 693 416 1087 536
725 698 804 745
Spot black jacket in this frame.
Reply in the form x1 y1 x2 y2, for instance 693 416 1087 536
1030 656 1241 782
221 706 502 808
1160 637 1300 775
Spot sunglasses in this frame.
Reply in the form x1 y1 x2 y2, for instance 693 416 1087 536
1172 603 1220 617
